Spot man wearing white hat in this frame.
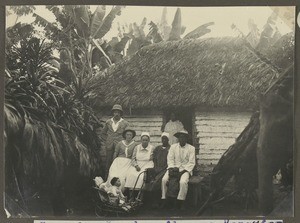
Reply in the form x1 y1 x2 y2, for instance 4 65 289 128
102 104 130 178
161 129 195 209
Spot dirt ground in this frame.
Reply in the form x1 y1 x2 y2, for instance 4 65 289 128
14 178 290 218
66 182 292 218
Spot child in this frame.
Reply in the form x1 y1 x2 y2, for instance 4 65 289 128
109 177 132 211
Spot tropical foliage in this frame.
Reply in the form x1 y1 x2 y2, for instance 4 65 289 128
232 11 286 51
4 5 126 216
231 11 294 72
125 8 215 56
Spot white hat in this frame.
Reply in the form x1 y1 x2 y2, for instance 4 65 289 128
174 129 189 138
161 132 170 139
141 132 150 138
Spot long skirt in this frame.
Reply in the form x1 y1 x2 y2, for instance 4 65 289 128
106 157 131 191
124 160 154 189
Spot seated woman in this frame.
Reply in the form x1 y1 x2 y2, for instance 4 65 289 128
143 132 170 207
124 132 154 193
106 127 138 191
146 132 170 190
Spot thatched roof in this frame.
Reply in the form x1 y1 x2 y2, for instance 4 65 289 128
100 37 280 109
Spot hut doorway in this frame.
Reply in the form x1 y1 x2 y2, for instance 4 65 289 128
163 108 194 145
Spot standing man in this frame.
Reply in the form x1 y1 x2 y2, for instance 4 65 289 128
163 112 184 145
102 104 130 179
161 130 195 210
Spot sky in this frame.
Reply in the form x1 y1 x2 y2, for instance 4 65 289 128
6 6 294 41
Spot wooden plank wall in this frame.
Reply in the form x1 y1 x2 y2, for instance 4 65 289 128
124 115 163 146
101 115 163 147
195 111 251 175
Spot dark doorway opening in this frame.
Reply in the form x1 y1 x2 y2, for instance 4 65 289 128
163 107 194 145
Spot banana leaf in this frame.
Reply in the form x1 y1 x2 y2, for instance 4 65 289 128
90 5 106 38
256 10 281 52
184 22 214 39
168 8 182 41
92 39 112 65
139 17 147 37
160 7 168 26
133 22 141 38
246 19 260 48
159 7 171 41
94 6 124 39
33 13 61 34
114 36 130 53
73 6 90 38
148 21 163 43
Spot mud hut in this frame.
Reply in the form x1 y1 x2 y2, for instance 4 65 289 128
97 37 280 175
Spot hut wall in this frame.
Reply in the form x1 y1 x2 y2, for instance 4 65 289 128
124 115 163 146
195 111 251 175
98 109 251 176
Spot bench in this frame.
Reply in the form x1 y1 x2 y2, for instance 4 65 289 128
188 175 203 206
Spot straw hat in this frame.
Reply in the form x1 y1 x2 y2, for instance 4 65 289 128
122 127 136 138
174 129 189 138
111 104 123 113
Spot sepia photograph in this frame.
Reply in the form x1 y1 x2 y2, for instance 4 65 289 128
3 5 295 219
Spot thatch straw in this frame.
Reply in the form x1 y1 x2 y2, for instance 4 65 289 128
100 37 280 109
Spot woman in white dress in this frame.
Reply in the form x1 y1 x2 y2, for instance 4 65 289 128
124 132 154 190
106 127 138 191
163 112 184 145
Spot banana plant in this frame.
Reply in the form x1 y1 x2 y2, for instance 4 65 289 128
32 5 125 102
64 5 124 67
168 8 216 41
256 10 282 52
156 7 214 41
126 17 152 56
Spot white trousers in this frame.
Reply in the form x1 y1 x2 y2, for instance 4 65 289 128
161 170 190 200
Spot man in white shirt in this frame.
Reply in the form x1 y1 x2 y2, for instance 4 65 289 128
163 112 184 145
102 104 130 179
161 130 195 209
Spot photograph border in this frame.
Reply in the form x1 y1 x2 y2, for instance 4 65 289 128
1 0 299 222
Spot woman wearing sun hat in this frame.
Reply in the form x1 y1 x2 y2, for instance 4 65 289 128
124 132 155 191
105 127 138 191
